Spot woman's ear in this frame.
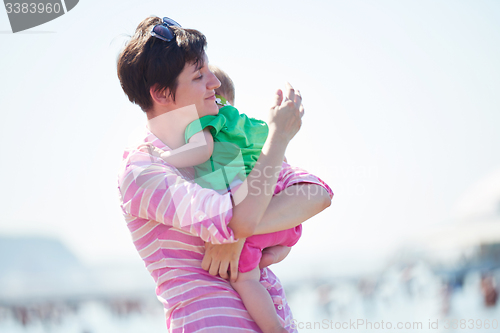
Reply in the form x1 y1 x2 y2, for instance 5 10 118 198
150 84 173 106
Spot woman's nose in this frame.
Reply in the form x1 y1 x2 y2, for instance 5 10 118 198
207 71 221 90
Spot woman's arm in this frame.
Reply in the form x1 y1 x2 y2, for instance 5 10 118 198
227 85 303 239
119 142 235 246
254 183 331 235
203 183 331 281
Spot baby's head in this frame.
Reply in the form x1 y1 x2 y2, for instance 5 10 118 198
209 64 235 106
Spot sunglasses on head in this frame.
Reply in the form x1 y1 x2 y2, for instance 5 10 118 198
151 17 181 42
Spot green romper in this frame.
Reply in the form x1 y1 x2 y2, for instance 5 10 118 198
184 97 269 191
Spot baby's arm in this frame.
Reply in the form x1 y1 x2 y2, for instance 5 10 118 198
153 128 214 168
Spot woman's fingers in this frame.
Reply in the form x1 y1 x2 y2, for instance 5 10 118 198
267 82 303 142
273 89 283 108
284 83 303 116
295 89 304 118
299 103 305 118
294 89 302 107
284 82 295 103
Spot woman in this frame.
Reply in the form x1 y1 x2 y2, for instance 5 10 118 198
117 16 332 332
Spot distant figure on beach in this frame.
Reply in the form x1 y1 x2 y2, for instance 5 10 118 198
440 279 452 315
480 274 498 307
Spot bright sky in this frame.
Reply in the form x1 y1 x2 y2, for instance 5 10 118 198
1 0 499 278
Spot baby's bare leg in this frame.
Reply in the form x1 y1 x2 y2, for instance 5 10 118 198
231 267 287 333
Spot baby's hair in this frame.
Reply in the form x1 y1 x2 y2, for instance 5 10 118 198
209 64 235 105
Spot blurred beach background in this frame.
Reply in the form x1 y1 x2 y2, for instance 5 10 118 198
1 0 500 332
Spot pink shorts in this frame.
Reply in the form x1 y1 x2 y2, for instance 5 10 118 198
239 225 302 273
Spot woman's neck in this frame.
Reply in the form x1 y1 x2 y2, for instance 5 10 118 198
146 105 199 149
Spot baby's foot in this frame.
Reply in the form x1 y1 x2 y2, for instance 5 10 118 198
259 246 291 269
259 250 277 269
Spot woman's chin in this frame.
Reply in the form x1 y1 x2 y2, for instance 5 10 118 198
208 106 219 116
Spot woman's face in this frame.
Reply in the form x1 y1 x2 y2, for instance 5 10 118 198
171 53 221 118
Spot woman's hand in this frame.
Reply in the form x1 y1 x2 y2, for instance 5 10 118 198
228 83 305 239
202 238 246 282
267 82 304 143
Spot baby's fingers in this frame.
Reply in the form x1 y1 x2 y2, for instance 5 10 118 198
137 143 152 149
201 256 211 272
229 259 239 283
219 261 229 280
137 143 154 155
208 259 221 277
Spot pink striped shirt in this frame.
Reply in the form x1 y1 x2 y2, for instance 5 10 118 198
118 129 333 332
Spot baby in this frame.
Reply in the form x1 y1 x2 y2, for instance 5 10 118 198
149 65 320 333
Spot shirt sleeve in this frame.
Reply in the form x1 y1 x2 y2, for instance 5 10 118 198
118 148 236 245
275 161 334 198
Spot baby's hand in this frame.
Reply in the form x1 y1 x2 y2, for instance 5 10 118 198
150 146 166 158
137 143 166 158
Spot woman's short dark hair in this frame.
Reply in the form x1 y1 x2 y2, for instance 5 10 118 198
117 16 207 112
